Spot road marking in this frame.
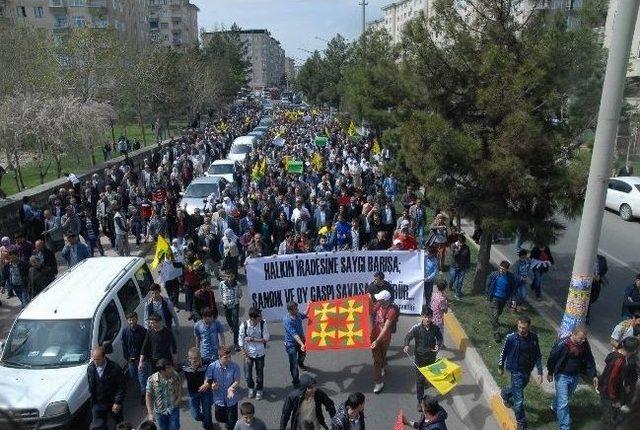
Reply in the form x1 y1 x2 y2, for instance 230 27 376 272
596 248 640 274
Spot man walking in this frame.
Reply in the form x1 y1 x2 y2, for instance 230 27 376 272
220 270 242 350
239 307 270 400
599 337 639 429
486 261 517 343
182 347 213 430
423 246 439 306
194 308 226 366
205 346 241 430
113 203 130 256
87 346 125 429
144 283 179 332
145 358 182 430
370 290 399 394
139 314 177 376
279 374 336 430
122 312 147 401
449 235 470 300
330 392 365 430
498 316 543 430
546 326 598 430
403 306 443 409
60 233 90 267
366 271 393 303
283 301 307 387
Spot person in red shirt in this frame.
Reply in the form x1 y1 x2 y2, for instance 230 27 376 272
599 336 638 428
183 253 204 321
370 290 399 394
392 220 417 250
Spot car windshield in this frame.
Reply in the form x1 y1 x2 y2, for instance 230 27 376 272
184 183 219 198
2 319 91 368
209 164 235 175
230 144 251 155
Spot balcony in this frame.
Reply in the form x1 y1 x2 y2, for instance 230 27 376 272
49 0 66 7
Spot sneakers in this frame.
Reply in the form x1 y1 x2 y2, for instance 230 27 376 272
373 382 385 394
248 389 255 398
255 390 263 400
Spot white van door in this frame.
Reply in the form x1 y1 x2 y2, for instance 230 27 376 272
93 299 124 366
133 264 154 318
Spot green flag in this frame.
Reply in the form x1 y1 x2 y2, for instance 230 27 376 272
287 159 304 174
315 135 328 147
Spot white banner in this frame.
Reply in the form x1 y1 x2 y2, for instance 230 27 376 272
246 251 425 322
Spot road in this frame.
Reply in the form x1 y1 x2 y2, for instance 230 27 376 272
0 236 499 430
489 209 640 356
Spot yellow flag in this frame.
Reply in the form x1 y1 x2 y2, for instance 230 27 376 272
372 138 381 155
260 158 267 175
312 152 324 172
245 116 251 125
418 358 463 395
151 235 171 269
348 121 357 137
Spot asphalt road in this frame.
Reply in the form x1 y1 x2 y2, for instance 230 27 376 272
0 237 500 430
490 209 640 353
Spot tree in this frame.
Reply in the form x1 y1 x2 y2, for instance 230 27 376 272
398 0 605 292
296 51 325 105
340 29 406 133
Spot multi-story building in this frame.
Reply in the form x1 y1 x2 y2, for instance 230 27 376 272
147 0 198 52
203 28 286 90
0 0 149 46
368 0 434 44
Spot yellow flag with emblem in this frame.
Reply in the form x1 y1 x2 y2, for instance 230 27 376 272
151 235 171 269
312 152 324 172
372 138 381 155
348 120 357 137
418 358 463 395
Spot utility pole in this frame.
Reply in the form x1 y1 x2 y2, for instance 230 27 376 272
359 0 368 34
559 0 640 338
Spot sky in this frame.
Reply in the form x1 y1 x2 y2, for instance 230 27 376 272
192 0 388 65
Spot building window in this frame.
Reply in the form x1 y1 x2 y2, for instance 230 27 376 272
160 22 168 29
69 0 85 6
34 6 44 18
16 6 27 17
0 7 4 17
54 15 66 27
72 16 87 27
149 20 158 29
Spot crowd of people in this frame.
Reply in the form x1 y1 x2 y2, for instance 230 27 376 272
1 99 640 430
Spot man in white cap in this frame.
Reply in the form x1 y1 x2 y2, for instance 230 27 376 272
370 289 399 393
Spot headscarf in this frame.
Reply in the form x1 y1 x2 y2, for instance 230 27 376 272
224 228 238 243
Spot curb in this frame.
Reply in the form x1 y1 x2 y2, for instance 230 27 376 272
443 312 517 430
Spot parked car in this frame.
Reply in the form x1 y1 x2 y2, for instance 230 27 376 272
179 176 228 214
253 126 269 133
0 257 153 429
259 117 273 127
247 130 265 140
206 159 238 183
605 176 640 220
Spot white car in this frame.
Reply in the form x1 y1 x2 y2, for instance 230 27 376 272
227 139 255 162
0 257 153 429
605 176 640 221
179 176 228 214
206 159 238 183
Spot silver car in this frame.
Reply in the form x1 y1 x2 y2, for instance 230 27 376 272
179 176 228 214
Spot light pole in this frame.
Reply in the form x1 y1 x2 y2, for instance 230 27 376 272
559 0 640 338
359 0 368 34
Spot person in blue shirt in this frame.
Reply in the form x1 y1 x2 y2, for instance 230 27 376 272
282 301 308 387
205 346 241 430
424 246 439 306
512 250 532 311
498 316 543 430
485 260 517 343
194 308 226 366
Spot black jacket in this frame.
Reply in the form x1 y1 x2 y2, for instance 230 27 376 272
404 323 443 365
87 359 125 406
546 337 596 379
451 244 471 270
280 376 336 430
122 324 147 361
330 402 365 430
38 247 58 275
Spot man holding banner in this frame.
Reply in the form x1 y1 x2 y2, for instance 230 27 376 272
283 301 308 387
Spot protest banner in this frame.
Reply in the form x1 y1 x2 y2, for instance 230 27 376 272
246 250 425 321
287 159 304 174
315 135 328 147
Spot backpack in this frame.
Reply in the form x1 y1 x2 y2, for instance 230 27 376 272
243 319 265 343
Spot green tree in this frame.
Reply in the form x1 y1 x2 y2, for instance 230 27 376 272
340 29 406 133
398 0 605 292
318 34 351 107
296 51 325 105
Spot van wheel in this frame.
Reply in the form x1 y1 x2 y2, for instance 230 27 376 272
620 204 633 221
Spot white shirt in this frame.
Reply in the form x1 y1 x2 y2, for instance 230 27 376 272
238 319 270 358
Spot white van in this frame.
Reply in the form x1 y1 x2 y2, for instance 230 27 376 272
0 257 153 429
228 136 257 162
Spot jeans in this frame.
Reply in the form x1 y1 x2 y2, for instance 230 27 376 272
155 407 180 430
214 403 238 430
553 374 578 430
449 267 466 297
87 237 104 257
286 344 306 385
127 359 147 396
502 371 530 425
165 279 180 310
185 288 195 312
116 233 130 256
515 279 528 305
224 304 240 346
415 224 425 248
188 390 213 430
491 298 507 335
244 355 265 390
531 269 543 299
91 402 123 429
423 280 434 308
415 356 436 402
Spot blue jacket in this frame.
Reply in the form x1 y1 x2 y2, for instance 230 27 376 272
424 255 439 282
485 270 516 300
498 331 543 375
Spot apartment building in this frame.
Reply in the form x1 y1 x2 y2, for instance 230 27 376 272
147 0 198 51
0 0 148 45
370 0 434 44
203 28 286 90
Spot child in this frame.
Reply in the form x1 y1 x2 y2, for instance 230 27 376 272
430 280 449 337
512 249 532 311
181 347 213 430
233 402 267 430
